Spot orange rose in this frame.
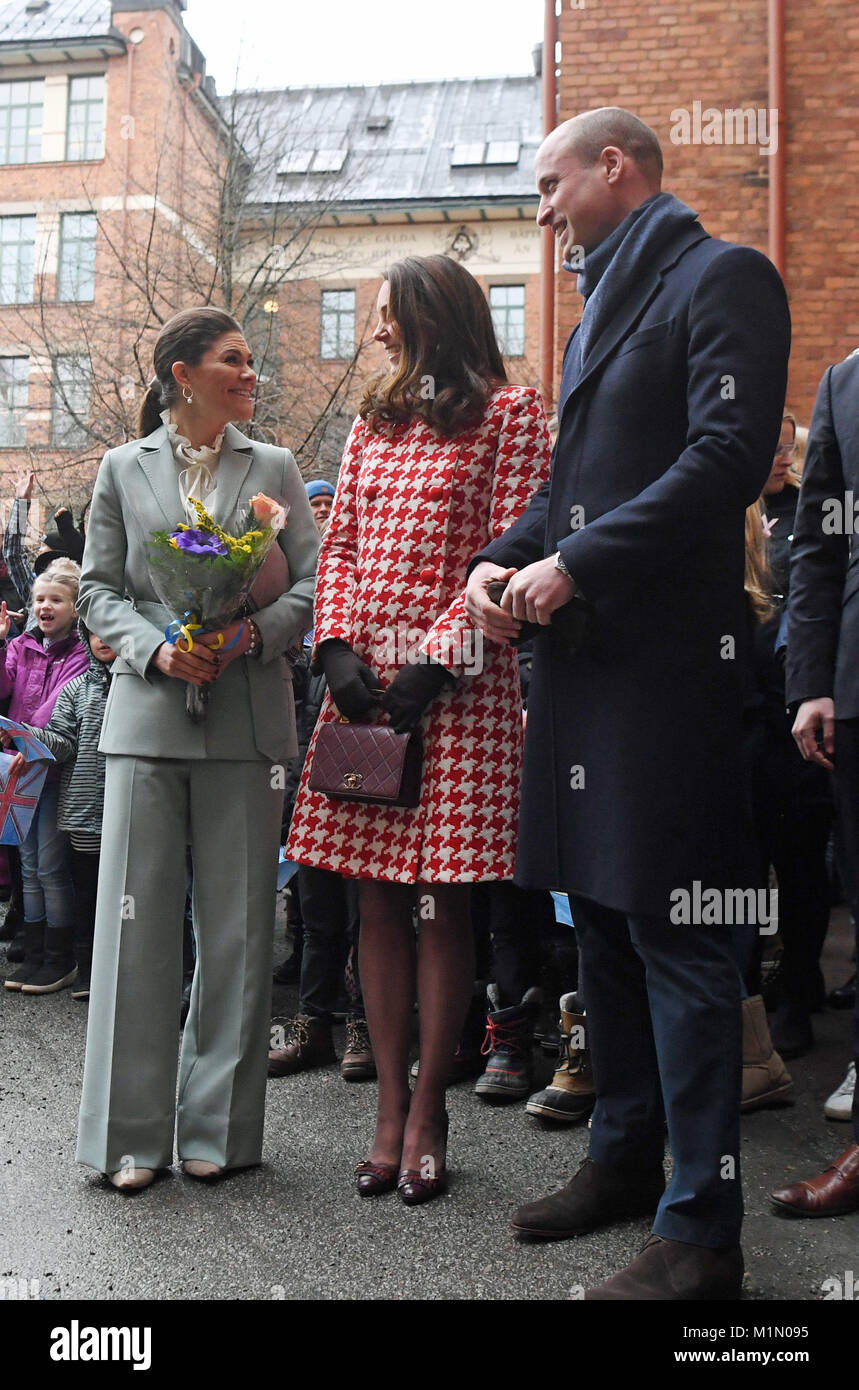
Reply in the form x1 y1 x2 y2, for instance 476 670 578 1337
248 493 287 531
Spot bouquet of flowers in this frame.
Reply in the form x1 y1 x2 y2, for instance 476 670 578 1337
147 492 288 722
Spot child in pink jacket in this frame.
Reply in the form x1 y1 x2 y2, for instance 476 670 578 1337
1 560 89 994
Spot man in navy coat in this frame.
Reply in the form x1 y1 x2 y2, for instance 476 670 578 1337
466 107 790 1299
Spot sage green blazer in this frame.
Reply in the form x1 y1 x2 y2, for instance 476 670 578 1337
77 422 319 763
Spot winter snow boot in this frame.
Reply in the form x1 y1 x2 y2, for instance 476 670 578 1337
474 986 541 1102
21 924 77 994
526 992 595 1123
5 918 48 991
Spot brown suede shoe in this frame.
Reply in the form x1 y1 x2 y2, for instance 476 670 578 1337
268 1014 336 1077
585 1234 744 1301
771 1143 859 1217
511 1156 665 1240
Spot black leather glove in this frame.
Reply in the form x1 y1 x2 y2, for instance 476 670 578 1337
317 639 382 721
382 659 456 733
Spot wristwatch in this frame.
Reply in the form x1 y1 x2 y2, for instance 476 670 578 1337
554 551 572 581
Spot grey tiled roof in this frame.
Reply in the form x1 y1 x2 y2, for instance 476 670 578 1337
0 0 116 42
230 76 542 210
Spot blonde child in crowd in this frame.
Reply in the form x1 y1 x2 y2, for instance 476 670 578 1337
0 560 89 994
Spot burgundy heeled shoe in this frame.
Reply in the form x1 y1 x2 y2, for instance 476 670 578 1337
355 1159 399 1197
397 1113 449 1206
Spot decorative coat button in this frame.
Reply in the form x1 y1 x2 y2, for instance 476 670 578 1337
419 567 436 584
428 485 444 501
364 485 378 501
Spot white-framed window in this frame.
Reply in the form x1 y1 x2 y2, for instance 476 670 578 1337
489 284 526 357
320 289 355 360
58 213 97 301
0 215 36 304
0 79 44 165
0 358 29 448
51 354 91 447
66 75 105 161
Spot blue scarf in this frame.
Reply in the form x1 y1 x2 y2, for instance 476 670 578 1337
562 192 699 397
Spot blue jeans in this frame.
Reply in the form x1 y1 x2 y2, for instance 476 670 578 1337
571 894 744 1247
19 777 74 929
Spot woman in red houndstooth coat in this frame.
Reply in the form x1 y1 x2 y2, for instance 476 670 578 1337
287 256 551 1203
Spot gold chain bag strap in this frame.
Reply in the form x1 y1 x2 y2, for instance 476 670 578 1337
308 714 423 808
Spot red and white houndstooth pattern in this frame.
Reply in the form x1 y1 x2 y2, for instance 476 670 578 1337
286 385 552 883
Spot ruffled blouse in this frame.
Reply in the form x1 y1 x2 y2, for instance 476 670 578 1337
161 409 225 521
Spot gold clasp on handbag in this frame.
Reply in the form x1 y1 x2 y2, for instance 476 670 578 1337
343 771 363 790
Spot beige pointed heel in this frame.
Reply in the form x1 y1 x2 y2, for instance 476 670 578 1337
109 1166 155 1191
182 1159 224 1180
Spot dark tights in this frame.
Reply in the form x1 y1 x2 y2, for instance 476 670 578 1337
358 880 474 1174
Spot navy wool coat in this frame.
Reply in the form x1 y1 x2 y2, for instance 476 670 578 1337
474 220 791 917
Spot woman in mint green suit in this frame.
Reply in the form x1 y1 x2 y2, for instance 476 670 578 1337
75 307 318 1189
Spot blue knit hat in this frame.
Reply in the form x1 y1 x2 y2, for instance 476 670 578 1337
306 479 335 500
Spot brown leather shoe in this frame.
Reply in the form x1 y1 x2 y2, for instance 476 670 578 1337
585 1234 744 1300
771 1143 859 1217
511 1156 665 1239
268 1014 336 1077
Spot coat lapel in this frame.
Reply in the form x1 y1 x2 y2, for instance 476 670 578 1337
137 426 184 529
210 423 255 528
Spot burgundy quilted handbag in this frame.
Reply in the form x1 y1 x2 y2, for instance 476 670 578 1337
308 718 423 808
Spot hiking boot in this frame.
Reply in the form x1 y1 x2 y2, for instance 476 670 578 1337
741 994 794 1111
512 1155 665 1240
268 1013 336 1077
341 1015 376 1081
21 925 78 993
4 918 46 991
526 992 595 1123
474 987 540 1102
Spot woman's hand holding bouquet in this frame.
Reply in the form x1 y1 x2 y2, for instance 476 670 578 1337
147 491 288 719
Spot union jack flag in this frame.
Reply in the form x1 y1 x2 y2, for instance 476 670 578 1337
0 716 54 763
0 756 49 845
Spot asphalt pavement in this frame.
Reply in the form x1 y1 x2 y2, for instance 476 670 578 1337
0 902 856 1302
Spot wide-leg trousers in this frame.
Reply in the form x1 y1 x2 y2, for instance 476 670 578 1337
570 894 744 1248
77 754 283 1174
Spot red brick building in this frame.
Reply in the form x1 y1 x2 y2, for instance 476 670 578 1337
553 0 859 425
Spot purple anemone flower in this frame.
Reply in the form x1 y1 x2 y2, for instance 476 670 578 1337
171 528 228 558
